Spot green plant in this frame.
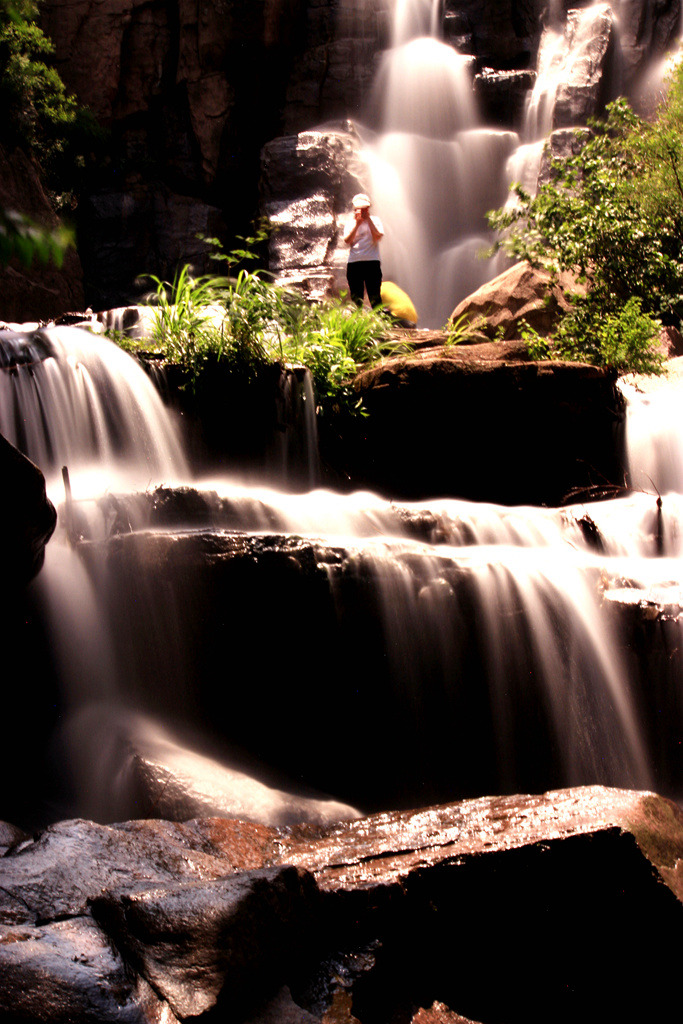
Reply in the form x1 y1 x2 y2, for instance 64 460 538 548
518 319 551 360
135 232 408 418
0 0 98 201
555 298 664 375
0 205 72 266
275 301 395 417
0 0 87 266
445 312 489 346
147 265 228 381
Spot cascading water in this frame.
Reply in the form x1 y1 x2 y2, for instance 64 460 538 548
361 0 517 326
2 321 681 826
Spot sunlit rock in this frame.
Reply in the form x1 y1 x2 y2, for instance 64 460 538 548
260 128 369 299
450 260 584 341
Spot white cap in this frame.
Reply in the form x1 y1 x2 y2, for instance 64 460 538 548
352 193 371 209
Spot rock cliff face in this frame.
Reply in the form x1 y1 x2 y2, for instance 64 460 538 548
39 0 388 308
40 0 309 306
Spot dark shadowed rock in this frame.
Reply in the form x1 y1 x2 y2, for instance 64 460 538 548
338 339 623 506
444 0 545 68
473 68 536 128
0 432 56 587
92 867 318 1020
245 986 321 1024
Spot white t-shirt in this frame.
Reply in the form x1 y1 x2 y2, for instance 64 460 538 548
346 215 384 263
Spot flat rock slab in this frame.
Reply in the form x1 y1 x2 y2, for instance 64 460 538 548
277 785 683 898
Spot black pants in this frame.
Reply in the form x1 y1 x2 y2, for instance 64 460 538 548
346 260 383 309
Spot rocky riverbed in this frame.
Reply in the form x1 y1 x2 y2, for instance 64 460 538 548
0 785 681 1024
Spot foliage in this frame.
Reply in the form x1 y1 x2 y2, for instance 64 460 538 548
0 0 95 267
554 298 664 375
0 206 72 266
486 73 683 374
0 2 77 180
279 301 397 418
139 244 400 417
517 319 550 361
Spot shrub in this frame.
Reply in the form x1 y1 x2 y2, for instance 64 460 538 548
487 77 683 373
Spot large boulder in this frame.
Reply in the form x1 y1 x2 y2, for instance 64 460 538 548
340 345 623 506
450 260 584 341
0 787 681 1022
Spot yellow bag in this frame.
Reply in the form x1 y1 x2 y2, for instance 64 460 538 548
380 281 418 326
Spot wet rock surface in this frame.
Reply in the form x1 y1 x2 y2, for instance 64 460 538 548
260 128 368 299
0 787 681 1023
543 4 618 130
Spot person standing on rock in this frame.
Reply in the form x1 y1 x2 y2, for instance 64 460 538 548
343 193 384 309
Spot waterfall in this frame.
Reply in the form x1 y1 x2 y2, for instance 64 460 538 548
0 326 188 492
358 0 516 327
2 323 678 823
